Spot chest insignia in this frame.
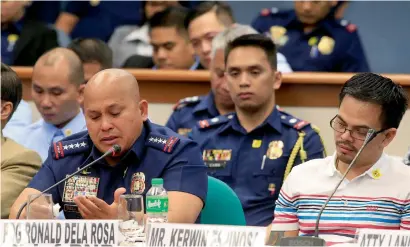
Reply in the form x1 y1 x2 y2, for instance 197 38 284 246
62 175 99 203
266 140 284 160
131 172 146 194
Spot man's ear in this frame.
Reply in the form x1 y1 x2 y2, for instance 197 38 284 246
381 128 397 148
273 71 282 90
139 100 149 121
1 101 13 121
78 84 86 106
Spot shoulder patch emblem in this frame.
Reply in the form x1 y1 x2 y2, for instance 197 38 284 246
146 134 180 154
173 96 201 110
293 120 310 130
260 8 270 16
346 23 357 33
53 139 89 160
197 114 234 129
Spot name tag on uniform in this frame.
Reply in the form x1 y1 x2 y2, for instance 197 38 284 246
202 149 231 169
62 175 100 203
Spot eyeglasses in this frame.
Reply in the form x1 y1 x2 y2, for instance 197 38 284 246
329 116 386 141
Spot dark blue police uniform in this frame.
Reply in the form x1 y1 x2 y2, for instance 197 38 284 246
252 8 370 72
27 120 208 219
1 21 23 65
64 1 142 41
190 107 326 226
24 1 62 24
166 92 228 137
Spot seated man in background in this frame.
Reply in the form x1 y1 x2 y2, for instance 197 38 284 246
10 69 207 222
55 1 143 42
1 63 42 219
191 34 325 226
3 48 87 162
126 6 198 70
166 24 256 136
110 0 180 68
1 0 59 66
68 38 113 82
185 1 292 72
272 73 409 243
252 1 369 72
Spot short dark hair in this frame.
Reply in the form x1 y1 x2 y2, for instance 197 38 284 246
184 1 235 29
225 34 277 69
339 73 409 129
1 63 22 120
68 38 113 69
149 6 189 38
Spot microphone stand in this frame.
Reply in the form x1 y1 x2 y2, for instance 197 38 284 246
16 144 121 219
313 129 376 237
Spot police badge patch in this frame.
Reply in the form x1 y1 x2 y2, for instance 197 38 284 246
62 175 100 203
266 141 284 160
131 172 146 194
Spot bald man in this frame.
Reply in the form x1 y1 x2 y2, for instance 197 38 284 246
10 69 207 223
4 48 87 162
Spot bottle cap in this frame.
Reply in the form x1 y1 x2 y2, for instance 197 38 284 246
152 178 164 185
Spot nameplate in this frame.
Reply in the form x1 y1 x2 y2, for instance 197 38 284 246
147 223 266 247
0 220 119 246
357 229 410 247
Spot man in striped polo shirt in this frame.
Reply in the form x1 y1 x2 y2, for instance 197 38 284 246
271 73 410 245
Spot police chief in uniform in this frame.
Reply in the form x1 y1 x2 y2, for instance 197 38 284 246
251 1 370 72
191 34 326 226
10 69 207 222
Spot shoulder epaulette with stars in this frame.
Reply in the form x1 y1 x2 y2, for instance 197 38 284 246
197 114 234 130
173 96 201 110
146 134 180 154
52 138 90 160
279 111 311 131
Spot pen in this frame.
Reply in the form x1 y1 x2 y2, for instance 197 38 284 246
261 155 266 170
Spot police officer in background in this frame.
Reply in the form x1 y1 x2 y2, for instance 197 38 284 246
68 38 113 82
252 1 370 72
166 24 257 137
55 1 143 42
3 48 87 162
191 34 326 226
10 69 207 222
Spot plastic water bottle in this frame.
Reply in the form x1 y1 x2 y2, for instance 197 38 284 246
146 178 168 223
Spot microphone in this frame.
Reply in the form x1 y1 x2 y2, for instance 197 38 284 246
279 129 376 246
313 129 376 237
16 144 121 219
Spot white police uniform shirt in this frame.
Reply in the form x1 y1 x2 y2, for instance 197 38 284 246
13 111 87 162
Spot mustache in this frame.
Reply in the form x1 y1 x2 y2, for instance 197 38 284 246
336 141 357 151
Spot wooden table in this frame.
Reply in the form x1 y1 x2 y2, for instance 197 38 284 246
13 67 410 107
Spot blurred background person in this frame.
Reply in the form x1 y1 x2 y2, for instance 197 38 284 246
1 0 59 66
252 1 369 72
55 1 143 42
109 1 180 68
68 38 113 82
125 6 198 70
185 1 234 70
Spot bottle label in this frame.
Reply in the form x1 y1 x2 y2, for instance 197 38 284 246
146 196 168 213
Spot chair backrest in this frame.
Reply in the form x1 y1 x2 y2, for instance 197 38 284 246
201 176 246 225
